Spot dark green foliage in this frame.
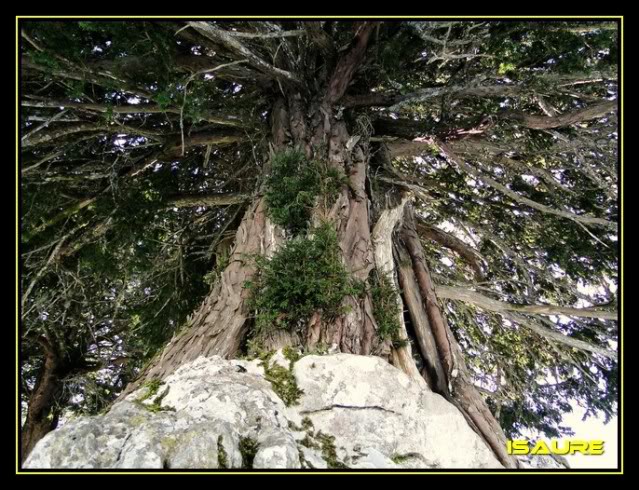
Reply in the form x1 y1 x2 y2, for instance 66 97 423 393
484 22 616 74
239 437 259 469
264 149 345 233
31 51 60 72
20 19 618 445
244 223 356 336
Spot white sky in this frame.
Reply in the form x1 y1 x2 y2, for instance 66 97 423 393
562 404 619 469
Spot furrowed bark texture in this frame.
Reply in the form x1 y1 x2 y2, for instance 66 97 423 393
372 196 426 384
115 23 516 468
120 197 282 397
124 25 385 392
398 207 518 469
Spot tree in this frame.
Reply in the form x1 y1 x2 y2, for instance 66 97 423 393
19 19 619 468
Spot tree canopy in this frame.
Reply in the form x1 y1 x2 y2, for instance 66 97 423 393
19 19 619 459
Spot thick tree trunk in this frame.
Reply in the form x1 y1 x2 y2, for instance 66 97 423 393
118 24 517 469
124 94 387 394
121 197 283 395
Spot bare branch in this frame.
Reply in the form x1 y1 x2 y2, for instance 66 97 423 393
416 223 486 280
437 285 618 321
21 98 246 128
187 22 301 84
225 30 306 39
436 139 617 231
166 193 250 208
505 100 617 129
325 22 378 104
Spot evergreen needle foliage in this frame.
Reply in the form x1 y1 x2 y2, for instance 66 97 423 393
264 149 345 233
244 223 356 336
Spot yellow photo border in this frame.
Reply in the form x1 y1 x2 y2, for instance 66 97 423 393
15 14 624 476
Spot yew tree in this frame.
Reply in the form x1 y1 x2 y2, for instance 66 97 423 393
20 20 619 468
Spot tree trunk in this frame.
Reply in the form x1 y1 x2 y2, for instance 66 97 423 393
118 24 518 468
398 208 518 468
123 92 388 392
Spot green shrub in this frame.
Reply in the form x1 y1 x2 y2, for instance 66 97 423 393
244 223 356 336
264 149 345 233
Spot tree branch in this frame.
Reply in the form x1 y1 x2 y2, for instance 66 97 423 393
436 139 617 231
224 29 306 39
21 99 246 128
416 223 486 280
504 100 617 129
187 22 301 84
165 193 250 208
343 72 616 110
436 285 618 321
325 22 378 104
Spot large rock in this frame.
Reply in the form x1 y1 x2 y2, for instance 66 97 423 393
25 352 507 469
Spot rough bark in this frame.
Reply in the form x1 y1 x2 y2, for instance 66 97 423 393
437 285 618 321
325 22 377 104
112 23 517 469
395 242 448 394
416 223 486 280
371 195 426 387
120 197 282 397
504 100 616 129
122 22 379 385
399 206 519 469
165 192 251 208
188 22 301 84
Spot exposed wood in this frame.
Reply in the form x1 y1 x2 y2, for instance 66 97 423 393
372 195 426 386
400 206 519 469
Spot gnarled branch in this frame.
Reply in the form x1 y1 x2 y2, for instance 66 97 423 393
188 22 301 84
